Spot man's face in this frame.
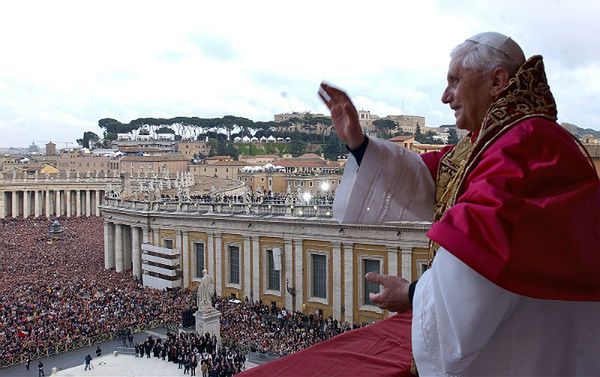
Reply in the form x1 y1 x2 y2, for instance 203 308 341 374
441 58 494 132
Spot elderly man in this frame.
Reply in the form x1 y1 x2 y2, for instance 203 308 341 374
318 32 600 376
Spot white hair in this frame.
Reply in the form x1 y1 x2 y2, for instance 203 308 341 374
451 41 522 77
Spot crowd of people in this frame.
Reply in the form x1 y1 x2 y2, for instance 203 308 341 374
135 332 246 376
218 298 365 356
0 217 196 362
0 217 365 375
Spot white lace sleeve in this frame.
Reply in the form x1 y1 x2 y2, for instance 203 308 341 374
333 137 435 224
412 248 520 376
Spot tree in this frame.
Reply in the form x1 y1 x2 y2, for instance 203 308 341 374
414 124 424 142
324 131 342 160
76 131 100 149
373 119 397 138
447 128 459 144
156 127 175 134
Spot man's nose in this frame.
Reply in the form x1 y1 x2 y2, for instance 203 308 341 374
441 87 452 104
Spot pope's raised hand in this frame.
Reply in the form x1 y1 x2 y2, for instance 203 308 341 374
318 82 364 150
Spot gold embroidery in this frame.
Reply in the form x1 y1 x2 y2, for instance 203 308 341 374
427 56 558 264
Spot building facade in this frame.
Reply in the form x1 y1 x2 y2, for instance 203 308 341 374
101 198 431 324
0 174 117 218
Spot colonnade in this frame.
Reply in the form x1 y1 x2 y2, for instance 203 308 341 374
0 189 104 218
102 215 426 324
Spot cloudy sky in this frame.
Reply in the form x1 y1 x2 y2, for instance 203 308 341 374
1 0 599 147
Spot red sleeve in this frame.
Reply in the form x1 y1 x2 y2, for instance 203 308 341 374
427 119 600 301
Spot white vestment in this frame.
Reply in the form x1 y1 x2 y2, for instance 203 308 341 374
335 137 600 376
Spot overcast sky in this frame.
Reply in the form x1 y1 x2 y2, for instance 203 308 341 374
1 0 599 147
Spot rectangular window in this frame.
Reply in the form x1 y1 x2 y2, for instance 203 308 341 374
229 245 240 285
195 243 205 277
312 254 327 299
267 249 281 291
164 239 173 249
363 259 381 305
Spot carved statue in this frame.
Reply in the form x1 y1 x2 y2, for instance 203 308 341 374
255 187 264 204
196 269 215 310
243 186 252 204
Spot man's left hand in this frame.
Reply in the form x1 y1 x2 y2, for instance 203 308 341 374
366 272 411 313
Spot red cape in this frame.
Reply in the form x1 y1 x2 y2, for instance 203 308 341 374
239 312 413 377
423 118 600 301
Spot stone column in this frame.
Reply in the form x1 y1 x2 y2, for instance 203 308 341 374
207 232 215 283
115 224 123 272
401 247 412 281
284 239 294 311
23 190 30 218
243 235 252 300
12 191 18 218
131 226 141 279
104 222 115 269
76 190 81 217
66 190 71 218
252 236 260 301
343 243 354 324
45 190 51 218
55 190 61 216
142 226 149 244
95 190 100 216
85 190 91 217
332 241 342 320
34 191 40 218
214 233 222 296
153 228 159 246
0 191 5 219
181 230 190 288
388 246 399 277
294 239 304 312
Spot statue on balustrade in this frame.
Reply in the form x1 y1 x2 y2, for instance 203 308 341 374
197 269 215 310
255 187 264 204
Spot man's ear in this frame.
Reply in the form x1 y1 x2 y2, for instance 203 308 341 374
490 67 510 97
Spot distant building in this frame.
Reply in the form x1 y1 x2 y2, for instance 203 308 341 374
584 144 600 178
176 141 211 159
112 134 177 154
388 136 416 150
272 153 341 175
57 149 120 175
238 154 279 164
45 142 57 156
191 160 248 181
120 155 189 175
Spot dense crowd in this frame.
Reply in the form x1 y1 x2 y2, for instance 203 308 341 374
218 298 364 357
0 217 195 362
135 332 246 376
0 217 365 375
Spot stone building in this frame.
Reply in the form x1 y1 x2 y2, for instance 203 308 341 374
57 150 121 176
176 141 211 159
120 155 189 175
237 170 287 193
190 160 248 181
101 197 431 324
273 154 341 175
584 144 600 177
0 173 117 218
